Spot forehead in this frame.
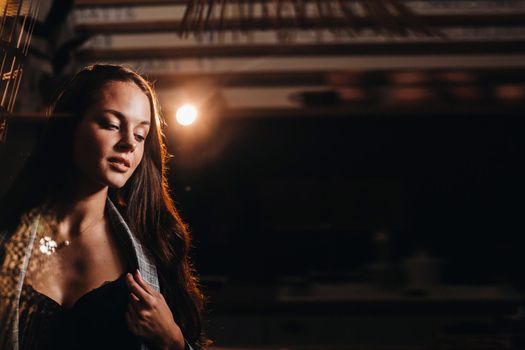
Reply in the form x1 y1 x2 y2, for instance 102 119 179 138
94 81 151 124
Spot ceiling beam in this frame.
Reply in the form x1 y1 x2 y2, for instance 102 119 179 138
75 0 187 6
149 71 327 88
76 14 525 35
77 40 525 61
147 68 525 88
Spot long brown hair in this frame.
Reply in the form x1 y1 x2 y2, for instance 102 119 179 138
0 64 209 347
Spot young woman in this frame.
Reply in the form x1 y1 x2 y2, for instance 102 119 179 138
0 64 208 350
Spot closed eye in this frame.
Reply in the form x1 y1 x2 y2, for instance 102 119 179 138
135 134 145 142
101 121 119 130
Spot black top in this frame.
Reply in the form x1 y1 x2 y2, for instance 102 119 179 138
19 273 141 350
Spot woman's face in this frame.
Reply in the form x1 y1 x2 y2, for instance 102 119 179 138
73 81 151 189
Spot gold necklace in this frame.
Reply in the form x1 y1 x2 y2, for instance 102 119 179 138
38 215 105 256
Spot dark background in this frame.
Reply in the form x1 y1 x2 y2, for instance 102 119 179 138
172 113 525 285
2 0 525 348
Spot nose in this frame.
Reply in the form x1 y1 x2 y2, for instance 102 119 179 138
116 129 137 152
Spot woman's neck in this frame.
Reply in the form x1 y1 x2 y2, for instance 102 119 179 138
54 180 109 239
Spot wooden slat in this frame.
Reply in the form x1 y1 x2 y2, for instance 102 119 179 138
148 68 525 88
148 71 328 88
76 14 525 35
75 0 187 6
77 40 525 61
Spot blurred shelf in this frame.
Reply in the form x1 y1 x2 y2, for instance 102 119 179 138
205 282 521 314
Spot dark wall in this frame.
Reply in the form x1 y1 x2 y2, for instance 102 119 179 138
170 112 525 286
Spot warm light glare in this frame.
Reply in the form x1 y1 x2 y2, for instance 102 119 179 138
176 104 198 126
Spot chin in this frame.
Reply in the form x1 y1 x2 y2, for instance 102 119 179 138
103 173 132 189
109 179 131 189
107 181 127 189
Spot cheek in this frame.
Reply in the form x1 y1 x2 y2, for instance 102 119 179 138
82 137 107 160
74 129 113 168
131 145 146 171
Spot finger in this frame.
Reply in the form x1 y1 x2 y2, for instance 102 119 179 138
126 273 152 302
134 270 156 295
129 295 142 315
129 291 150 315
127 300 142 321
130 292 140 303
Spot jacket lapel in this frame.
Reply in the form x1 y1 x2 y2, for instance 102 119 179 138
106 198 160 292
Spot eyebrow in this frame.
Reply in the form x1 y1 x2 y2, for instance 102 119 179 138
103 109 150 126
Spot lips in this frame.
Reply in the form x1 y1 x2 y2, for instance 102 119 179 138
108 156 131 169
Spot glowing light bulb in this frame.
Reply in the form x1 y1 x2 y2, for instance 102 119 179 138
176 104 198 126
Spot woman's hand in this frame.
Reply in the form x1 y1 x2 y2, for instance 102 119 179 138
125 270 185 350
